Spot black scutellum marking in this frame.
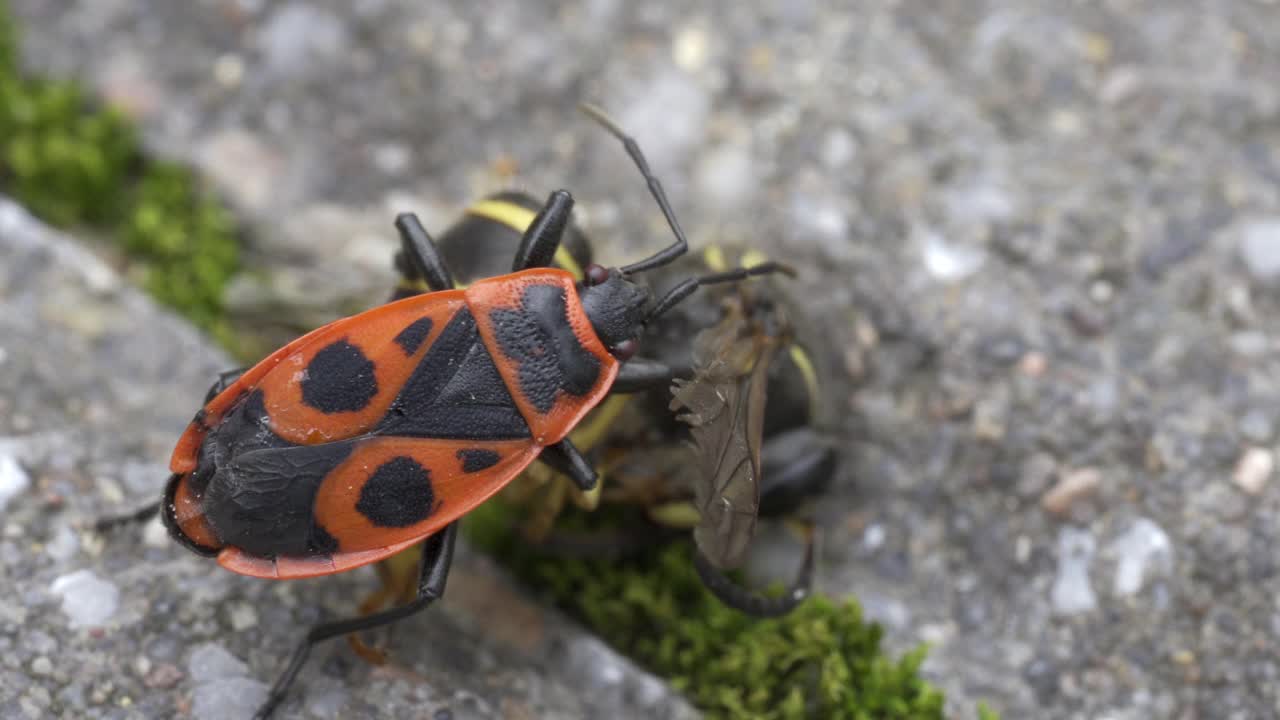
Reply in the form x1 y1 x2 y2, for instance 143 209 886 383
458 448 501 473
357 456 435 527
393 316 435 356
377 308 530 440
202 439 356 557
301 340 379 413
491 284 601 413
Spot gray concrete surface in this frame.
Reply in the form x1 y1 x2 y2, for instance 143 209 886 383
6 0 1280 718
0 198 697 719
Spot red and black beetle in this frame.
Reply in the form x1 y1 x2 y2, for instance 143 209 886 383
157 104 790 717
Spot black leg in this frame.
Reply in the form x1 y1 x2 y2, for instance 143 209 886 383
539 438 598 492
758 428 837 519
611 357 678 394
204 367 247 404
646 262 794 324
253 523 459 720
511 190 574 271
692 526 816 618
578 103 691 276
395 213 455 292
92 500 160 533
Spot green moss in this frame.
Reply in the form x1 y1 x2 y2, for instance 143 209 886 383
467 502 947 719
0 0 240 345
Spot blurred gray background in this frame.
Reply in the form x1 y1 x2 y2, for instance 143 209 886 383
4 1 1280 718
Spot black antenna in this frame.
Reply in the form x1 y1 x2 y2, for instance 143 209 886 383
645 262 795 323
578 102 690 276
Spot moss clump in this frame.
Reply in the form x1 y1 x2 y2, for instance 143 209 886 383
467 503 946 719
0 0 241 344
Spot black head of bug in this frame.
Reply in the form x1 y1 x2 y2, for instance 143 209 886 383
579 265 652 355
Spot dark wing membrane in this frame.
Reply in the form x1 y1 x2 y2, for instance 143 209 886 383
670 311 779 570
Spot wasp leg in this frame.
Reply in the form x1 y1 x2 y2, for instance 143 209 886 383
758 428 837 519
394 213 455 294
253 523 459 720
611 358 676 393
511 190 574 271
692 525 816 618
539 438 598 492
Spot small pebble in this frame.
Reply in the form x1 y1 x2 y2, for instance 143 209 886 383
143 516 169 547
187 643 250 681
212 54 245 88
1111 517 1174 596
672 26 708 71
1233 447 1273 495
1018 452 1058 498
821 128 857 168
1238 218 1280 282
50 570 119 628
921 229 985 281
1041 468 1102 516
192 678 269 720
144 664 185 690
30 656 53 676
0 455 31 512
227 602 258 631
1018 351 1048 377
1051 527 1097 614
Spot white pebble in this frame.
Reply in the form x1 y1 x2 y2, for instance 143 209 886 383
0 455 31 511
187 643 250 681
1111 518 1174 596
672 26 709 71
1239 218 1280 282
143 516 170 548
50 570 119 628
821 129 857 168
1051 527 1097 615
862 523 886 551
920 228 985 281
192 678 269 720
227 603 258 631
1233 447 1274 495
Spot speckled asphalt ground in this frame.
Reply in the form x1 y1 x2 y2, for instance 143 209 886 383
5 1 1280 718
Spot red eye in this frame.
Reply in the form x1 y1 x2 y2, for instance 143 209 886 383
585 264 610 286
612 339 638 361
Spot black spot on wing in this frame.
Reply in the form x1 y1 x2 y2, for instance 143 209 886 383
357 456 435 527
203 440 355 557
377 308 530 440
491 283 601 413
458 448 501 473
301 340 379 413
393 316 435 356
